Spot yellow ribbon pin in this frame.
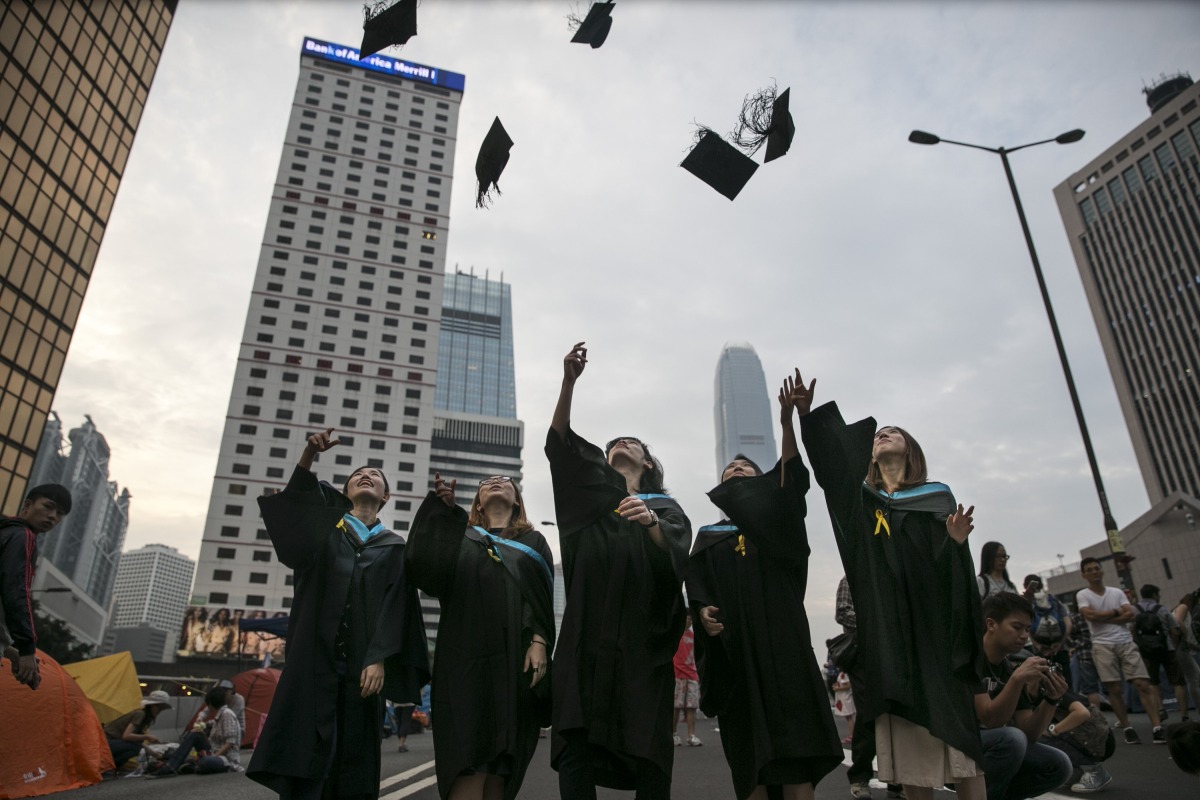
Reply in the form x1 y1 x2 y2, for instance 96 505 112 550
874 509 891 537
734 534 747 556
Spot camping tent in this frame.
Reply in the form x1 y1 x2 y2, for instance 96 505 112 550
62 651 142 724
184 667 280 747
0 650 113 799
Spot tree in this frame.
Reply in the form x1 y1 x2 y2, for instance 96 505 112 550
31 600 95 663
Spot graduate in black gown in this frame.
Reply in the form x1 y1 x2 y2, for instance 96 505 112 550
794 376 986 800
546 342 692 800
406 471 554 800
687 370 843 800
248 428 429 800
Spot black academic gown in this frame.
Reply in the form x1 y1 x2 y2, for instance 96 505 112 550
406 493 555 800
686 456 843 800
799 402 984 762
545 427 692 790
247 466 429 800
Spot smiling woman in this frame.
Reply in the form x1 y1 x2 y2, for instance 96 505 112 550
246 428 429 800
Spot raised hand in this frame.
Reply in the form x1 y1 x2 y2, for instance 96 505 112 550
946 504 975 544
299 428 341 470
563 342 587 386
433 471 457 508
783 368 817 417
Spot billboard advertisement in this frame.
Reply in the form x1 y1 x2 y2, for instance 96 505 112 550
177 604 288 662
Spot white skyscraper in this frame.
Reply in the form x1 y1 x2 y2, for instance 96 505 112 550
713 342 777 476
184 38 465 656
105 544 195 662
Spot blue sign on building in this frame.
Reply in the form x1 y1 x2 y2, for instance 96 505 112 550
302 36 466 92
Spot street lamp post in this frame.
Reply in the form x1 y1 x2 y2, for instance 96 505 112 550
908 128 1134 591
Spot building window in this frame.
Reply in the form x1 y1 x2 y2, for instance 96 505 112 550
249 572 269 584
253 551 272 562
213 570 232 581
209 592 229 604
246 595 265 607
217 548 236 559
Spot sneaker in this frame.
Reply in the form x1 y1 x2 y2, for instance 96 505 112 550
1153 726 1167 744
673 734 681 746
1123 727 1141 744
687 735 702 746
1070 765 1113 793
849 782 872 799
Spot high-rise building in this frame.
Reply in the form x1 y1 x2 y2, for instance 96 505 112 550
1053 74 1200 504
713 342 777 476
424 271 524 652
0 1 177 515
26 413 131 647
104 543 195 662
32 414 131 608
185 38 465 654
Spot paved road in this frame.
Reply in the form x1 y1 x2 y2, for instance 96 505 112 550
67 714 1192 799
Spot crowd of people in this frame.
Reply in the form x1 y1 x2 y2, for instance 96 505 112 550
4 343 1200 800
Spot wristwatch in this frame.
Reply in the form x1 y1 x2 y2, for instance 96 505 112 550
1047 723 1057 736
643 510 659 527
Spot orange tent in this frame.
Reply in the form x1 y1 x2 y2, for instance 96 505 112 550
0 650 114 799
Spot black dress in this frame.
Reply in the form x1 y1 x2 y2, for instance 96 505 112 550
247 466 429 800
406 493 555 800
799 401 984 763
545 427 692 790
686 455 843 799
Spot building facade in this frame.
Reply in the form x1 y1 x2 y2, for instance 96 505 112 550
32 414 131 610
184 38 465 658
0 1 176 515
424 271 524 653
1053 75 1200 504
713 342 777 477
104 543 195 662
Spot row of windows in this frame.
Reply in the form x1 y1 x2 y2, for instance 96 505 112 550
307 69 454 111
206 592 292 609
279 189 443 231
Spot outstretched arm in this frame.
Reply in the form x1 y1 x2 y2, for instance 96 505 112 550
550 342 587 442
299 427 341 471
777 369 815 486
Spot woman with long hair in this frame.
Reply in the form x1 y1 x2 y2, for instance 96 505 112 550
406 472 554 800
796 373 985 800
546 342 692 800
977 542 1017 599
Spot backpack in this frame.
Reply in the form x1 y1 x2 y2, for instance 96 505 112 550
1133 601 1168 652
1030 592 1065 645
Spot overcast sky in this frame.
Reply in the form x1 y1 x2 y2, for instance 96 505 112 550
48 0 1198 645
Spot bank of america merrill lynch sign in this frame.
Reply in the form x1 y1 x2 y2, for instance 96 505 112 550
303 36 466 92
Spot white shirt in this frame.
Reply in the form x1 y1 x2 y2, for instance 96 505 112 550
1076 586 1133 645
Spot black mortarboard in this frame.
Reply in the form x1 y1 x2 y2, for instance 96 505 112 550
569 2 615 49
730 84 796 163
680 128 759 201
360 0 418 59
476 117 513 208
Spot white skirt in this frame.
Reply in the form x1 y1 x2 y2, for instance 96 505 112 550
875 714 979 787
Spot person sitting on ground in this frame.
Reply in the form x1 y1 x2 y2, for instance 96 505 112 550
104 690 172 772
975 592 1073 800
1039 690 1115 793
0 483 72 690
150 687 243 776
195 679 246 741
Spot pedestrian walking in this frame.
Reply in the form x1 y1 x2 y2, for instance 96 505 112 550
1132 584 1186 723
672 618 702 747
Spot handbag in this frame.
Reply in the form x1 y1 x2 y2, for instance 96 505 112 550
826 630 858 672
1061 704 1114 761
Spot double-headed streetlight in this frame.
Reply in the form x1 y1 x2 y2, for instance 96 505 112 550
908 127 1134 591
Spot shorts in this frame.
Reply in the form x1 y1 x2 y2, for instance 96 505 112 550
674 678 699 710
875 714 979 787
1092 641 1150 684
1141 648 1184 686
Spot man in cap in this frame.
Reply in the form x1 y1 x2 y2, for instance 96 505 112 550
0 483 72 689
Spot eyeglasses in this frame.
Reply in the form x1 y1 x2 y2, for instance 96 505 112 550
997 554 1010 560
479 476 513 487
605 436 645 452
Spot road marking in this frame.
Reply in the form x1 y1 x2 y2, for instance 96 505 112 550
379 759 435 790
379 775 437 800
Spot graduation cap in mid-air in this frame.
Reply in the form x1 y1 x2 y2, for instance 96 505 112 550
360 0 418 59
569 2 615 49
730 84 796 163
476 117 513 208
680 128 759 201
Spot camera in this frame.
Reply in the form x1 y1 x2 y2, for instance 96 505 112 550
1047 664 1059 674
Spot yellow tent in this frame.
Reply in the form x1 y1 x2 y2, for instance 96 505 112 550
61 651 142 724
